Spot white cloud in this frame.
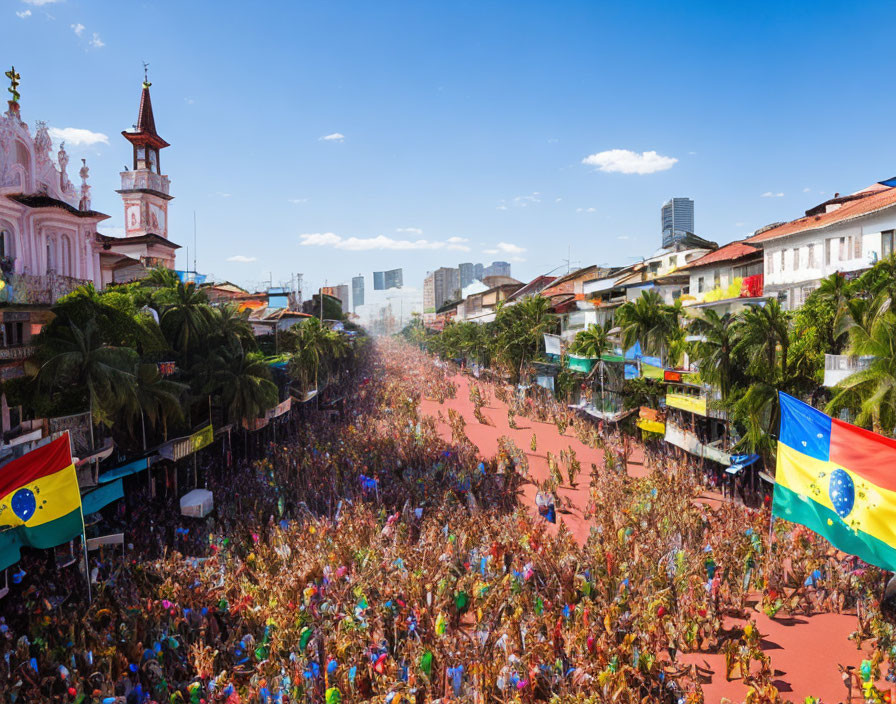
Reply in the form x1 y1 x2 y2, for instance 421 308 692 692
299 233 470 252
446 236 469 244
396 227 423 235
493 242 526 255
16 10 32 18
483 241 526 262
70 23 85 36
320 133 345 142
89 32 104 48
555 197 562 203
513 192 541 207
576 207 597 213
761 191 784 198
496 205 508 211
211 192 232 198
227 255 257 263
288 197 309 204
617 235 630 240
47 126 109 146
802 187 811 193
735 221 745 227
185 97 195 105
24 0 62 5
688 151 697 155
582 149 677 175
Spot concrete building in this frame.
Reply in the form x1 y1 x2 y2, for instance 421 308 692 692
675 240 766 315
422 266 460 321
747 181 896 309
458 262 475 289
484 260 511 278
352 275 364 309
662 197 695 247
384 268 403 289
321 284 350 312
474 263 484 281
373 268 403 290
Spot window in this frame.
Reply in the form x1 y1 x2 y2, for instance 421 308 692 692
839 237 847 261
767 254 774 275
825 238 833 266
807 243 816 268
0 230 6 259
60 236 71 277
779 250 786 271
697 276 705 293
2 322 23 348
792 248 800 269
883 230 895 259
669 255 678 268
713 270 721 288
46 240 54 272
853 235 862 260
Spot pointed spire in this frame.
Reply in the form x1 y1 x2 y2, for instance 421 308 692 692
122 70 169 150
136 83 158 136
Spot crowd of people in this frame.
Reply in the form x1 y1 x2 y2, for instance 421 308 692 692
0 338 895 703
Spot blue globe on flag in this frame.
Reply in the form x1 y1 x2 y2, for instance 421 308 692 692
10 488 37 522
829 469 855 519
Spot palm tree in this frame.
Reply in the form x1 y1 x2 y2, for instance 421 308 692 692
827 295 896 434
209 303 255 352
615 290 679 362
690 310 735 400
37 318 138 446
493 295 557 379
157 281 212 358
732 299 791 383
142 266 182 290
118 363 188 449
287 317 337 391
208 347 279 427
570 323 610 358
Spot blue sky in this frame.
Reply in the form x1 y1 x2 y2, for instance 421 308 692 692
5 0 896 296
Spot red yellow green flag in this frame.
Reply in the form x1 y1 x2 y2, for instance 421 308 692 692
0 435 83 550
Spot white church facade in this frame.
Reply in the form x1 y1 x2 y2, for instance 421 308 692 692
0 68 179 304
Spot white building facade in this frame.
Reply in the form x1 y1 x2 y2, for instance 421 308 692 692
750 184 896 309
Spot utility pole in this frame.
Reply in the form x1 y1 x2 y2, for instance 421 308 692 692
193 211 197 274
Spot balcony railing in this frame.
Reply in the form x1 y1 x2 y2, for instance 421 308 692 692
119 170 170 195
1 272 90 305
0 344 36 361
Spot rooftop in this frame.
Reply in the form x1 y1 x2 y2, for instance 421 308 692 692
748 181 896 244
675 240 761 271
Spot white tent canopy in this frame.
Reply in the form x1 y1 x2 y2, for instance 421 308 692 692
180 489 214 518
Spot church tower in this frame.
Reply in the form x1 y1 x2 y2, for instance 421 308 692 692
117 75 172 241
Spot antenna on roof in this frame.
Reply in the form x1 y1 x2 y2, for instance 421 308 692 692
142 61 151 88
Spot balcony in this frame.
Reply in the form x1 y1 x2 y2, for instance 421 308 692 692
2 272 90 306
119 170 170 196
0 344 36 361
665 420 731 465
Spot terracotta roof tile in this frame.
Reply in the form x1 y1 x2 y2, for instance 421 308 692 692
748 184 896 244
675 240 761 271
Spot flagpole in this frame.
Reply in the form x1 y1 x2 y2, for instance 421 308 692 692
69 431 92 604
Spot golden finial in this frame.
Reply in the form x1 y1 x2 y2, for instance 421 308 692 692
5 66 21 103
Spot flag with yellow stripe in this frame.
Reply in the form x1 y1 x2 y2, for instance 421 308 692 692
773 392 896 571
0 435 83 551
